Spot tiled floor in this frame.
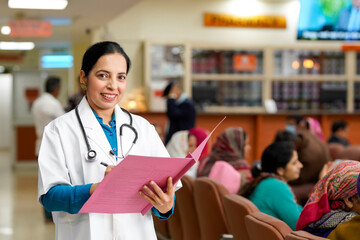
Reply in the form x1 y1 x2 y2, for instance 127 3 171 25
0 150 55 240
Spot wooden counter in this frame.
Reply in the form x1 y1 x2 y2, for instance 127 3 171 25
15 112 360 165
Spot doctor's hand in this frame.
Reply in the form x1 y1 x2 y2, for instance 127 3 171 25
139 177 177 214
105 165 115 176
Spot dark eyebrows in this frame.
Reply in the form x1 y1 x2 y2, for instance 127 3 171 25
95 70 126 75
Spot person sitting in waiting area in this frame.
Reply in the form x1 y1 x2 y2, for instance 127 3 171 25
238 141 303 230
328 120 350 147
198 127 251 184
274 129 331 206
297 160 360 239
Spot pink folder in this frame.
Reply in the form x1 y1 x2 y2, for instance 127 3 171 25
79 117 226 215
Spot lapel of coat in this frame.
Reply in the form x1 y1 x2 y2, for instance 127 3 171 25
77 98 112 155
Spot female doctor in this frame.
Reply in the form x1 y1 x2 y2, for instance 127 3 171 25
37 41 178 240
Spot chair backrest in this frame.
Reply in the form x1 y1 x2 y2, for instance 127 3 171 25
152 213 171 240
194 177 230 240
167 203 183 240
223 194 259 240
245 212 292 240
176 175 201 240
285 231 329 240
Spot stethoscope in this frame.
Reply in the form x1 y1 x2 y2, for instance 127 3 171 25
75 105 138 162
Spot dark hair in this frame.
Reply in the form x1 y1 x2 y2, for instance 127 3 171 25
163 81 175 97
261 141 295 174
331 120 348 133
238 141 295 198
45 76 61 93
81 41 131 76
287 115 305 125
274 130 298 143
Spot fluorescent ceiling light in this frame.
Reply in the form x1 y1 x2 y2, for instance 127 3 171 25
1 26 11 35
8 0 68 10
0 42 35 50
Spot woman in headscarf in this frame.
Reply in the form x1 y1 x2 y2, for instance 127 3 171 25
189 127 209 161
306 117 325 142
297 160 360 238
166 130 198 177
239 141 303 230
198 127 250 179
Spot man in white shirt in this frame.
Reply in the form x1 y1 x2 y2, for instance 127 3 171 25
32 76 65 157
31 76 65 221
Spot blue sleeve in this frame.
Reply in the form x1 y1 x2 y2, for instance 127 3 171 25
151 195 176 220
40 184 92 214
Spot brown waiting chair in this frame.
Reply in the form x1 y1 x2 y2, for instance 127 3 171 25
152 214 171 240
176 175 200 240
194 177 230 240
285 231 329 240
167 203 183 240
245 212 292 240
223 194 259 240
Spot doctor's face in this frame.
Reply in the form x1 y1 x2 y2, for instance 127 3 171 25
80 53 127 115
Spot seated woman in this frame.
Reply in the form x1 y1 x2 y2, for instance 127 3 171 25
166 130 198 177
197 127 251 182
296 160 360 239
238 141 303 230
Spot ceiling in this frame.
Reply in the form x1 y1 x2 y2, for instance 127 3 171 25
0 0 141 50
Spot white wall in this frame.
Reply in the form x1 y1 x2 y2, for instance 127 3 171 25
0 74 12 148
92 0 342 96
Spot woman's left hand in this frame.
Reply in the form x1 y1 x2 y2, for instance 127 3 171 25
139 177 177 214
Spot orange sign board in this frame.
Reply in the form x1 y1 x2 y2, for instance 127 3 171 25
9 20 52 37
204 13 286 29
341 45 360 51
233 54 257 72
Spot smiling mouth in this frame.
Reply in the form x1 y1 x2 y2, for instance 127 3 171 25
101 93 117 101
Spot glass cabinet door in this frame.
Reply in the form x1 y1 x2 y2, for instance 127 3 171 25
192 80 262 111
272 81 347 112
192 49 263 74
148 44 185 111
274 50 345 76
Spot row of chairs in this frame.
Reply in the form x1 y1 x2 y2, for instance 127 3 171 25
153 176 328 240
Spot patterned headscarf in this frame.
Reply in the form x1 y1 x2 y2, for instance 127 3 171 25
200 127 249 177
297 160 360 230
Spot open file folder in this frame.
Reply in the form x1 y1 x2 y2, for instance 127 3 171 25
79 117 226 215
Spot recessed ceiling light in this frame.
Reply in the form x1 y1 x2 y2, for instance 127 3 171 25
8 0 68 10
1 26 11 35
0 42 35 50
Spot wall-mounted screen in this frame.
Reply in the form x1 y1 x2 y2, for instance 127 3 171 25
298 0 360 40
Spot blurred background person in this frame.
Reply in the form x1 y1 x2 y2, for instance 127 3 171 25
198 127 251 185
285 115 308 134
328 120 350 146
166 130 198 177
162 80 196 145
189 127 209 163
297 160 360 238
306 117 325 142
31 75 65 222
65 76 85 112
239 141 303 230
274 129 331 206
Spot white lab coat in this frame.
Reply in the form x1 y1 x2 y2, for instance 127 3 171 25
38 97 177 240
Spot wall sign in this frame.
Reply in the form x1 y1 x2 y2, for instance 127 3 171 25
204 13 286 29
9 20 52 37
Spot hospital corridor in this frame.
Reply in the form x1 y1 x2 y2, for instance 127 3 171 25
0 150 55 240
